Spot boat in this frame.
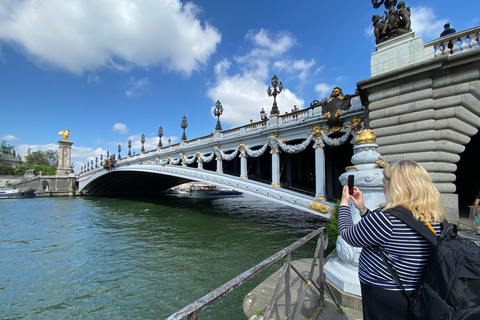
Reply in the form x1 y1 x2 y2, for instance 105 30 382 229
0 187 36 199
166 185 243 199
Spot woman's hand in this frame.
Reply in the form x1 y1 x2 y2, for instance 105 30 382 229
351 187 367 216
341 185 368 216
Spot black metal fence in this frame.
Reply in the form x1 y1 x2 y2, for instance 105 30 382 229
166 226 340 320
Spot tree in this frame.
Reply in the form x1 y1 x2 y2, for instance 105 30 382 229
14 164 34 176
25 150 58 166
0 164 15 175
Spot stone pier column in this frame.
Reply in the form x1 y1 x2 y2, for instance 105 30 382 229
57 136 73 176
271 149 280 187
240 154 248 179
315 147 326 197
324 130 386 305
216 158 223 174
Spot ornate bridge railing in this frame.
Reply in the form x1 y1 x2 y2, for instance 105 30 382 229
78 97 366 216
165 227 340 320
425 25 480 57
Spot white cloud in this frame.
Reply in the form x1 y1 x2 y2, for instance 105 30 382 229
207 29 305 127
126 77 149 97
0 0 221 75
315 83 335 99
87 74 101 84
273 58 316 83
1 134 19 141
410 6 446 41
112 123 129 134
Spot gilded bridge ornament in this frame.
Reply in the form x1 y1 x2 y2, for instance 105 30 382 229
376 156 388 168
354 129 377 145
58 130 70 140
307 201 330 214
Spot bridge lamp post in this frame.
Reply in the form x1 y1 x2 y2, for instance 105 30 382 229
128 140 132 156
141 134 145 153
100 154 103 166
158 127 163 148
118 145 122 159
180 116 188 141
168 138 171 146
95 157 98 168
213 100 223 132
267 74 283 115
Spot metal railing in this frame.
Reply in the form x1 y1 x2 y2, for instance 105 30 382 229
166 227 341 320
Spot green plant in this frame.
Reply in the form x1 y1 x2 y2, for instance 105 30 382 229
324 199 340 248
253 309 263 316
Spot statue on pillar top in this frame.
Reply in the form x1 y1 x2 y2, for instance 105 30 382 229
58 130 71 141
371 0 411 44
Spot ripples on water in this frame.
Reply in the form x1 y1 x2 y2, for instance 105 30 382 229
0 195 325 319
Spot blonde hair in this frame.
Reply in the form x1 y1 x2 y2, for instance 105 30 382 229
380 160 445 223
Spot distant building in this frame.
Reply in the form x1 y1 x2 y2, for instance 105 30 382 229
0 141 23 168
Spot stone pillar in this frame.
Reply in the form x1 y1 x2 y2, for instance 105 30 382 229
315 147 326 197
324 130 386 303
216 158 223 174
57 139 74 176
271 148 280 187
240 154 248 179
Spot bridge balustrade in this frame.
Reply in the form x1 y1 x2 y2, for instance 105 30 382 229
78 100 365 217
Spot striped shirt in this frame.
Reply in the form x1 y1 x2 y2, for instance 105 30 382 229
338 205 442 291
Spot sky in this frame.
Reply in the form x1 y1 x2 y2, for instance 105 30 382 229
1 0 479 173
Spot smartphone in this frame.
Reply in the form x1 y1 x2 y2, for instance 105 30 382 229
347 175 355 195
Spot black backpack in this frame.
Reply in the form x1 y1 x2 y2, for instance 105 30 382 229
375 207 480 320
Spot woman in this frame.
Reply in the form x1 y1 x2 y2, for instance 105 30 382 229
339 160 446 320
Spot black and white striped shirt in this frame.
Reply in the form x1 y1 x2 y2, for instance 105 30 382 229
338 205 442 291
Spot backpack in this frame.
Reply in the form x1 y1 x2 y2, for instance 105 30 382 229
376 207 480 320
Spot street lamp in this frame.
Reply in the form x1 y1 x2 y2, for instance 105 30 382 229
128 140 132 156
213 100 223 132
267 74 283 115
141 134 145 153
180 116 188 141
168 138 171 146
158 126 163 147
118 144 122 159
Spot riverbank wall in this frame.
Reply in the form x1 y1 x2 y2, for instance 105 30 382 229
0 174 76 196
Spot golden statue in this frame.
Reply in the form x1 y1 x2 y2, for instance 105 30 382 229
58 130 70 141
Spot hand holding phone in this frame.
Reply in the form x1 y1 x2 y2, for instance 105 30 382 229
347 175 355 195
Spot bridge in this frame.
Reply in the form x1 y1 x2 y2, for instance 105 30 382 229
78 96 366 218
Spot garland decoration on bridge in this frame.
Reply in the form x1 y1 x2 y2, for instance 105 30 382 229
198 151 216 163
180 152 197 165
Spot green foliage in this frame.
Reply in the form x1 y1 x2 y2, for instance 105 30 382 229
14 164 34 175
25 150 58 166
0 164 15 175
14 164 57 176
325 199 341 248
253 309 264 316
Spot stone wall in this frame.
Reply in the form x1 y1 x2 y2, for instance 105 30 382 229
358 33 480 223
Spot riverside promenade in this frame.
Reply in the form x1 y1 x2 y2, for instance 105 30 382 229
247 214 478 320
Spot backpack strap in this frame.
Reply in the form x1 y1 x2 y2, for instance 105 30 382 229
372 246 412 303
372 206 440 303
386 207 438 245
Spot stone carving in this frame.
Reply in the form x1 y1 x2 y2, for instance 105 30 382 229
371 0 411 44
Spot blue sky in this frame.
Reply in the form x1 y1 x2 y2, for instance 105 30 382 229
1 0 478 172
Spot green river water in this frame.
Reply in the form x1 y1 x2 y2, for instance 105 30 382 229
0 195 325 319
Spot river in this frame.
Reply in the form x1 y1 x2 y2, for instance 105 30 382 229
0 195 325 319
